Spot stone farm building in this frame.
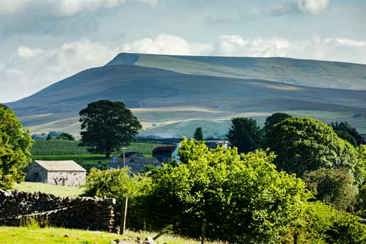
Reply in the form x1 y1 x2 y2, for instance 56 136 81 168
26 160 86 186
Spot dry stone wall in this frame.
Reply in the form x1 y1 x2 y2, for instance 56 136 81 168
0 190 119 232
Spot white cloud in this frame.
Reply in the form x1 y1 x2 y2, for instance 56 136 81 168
17 46 44 59
0 40 117 102
213 35 366 64
55 0 126 16
214 35 290 57
0 0 158 17
122 34 211 55
323 38 366 48
297 0 330 15
0 0 30 14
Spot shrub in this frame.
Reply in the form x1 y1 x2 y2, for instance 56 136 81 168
149 139 309 243
83 168 153 230
304 168 358 211
294 202 366 243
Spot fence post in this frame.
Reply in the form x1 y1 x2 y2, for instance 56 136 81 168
201 218 207 244
121 196 128 234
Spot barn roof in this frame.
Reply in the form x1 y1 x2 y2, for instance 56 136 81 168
35 160 86 172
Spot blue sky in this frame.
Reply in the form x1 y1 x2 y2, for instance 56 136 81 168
0 0 365 102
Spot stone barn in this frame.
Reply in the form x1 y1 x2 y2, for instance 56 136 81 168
26 160 86 186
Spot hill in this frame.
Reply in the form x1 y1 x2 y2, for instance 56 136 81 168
7 53 366 137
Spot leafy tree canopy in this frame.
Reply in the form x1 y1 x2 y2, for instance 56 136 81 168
150 139 308 243
304 168 358 211
331 121 365 146
227 117 263 153
264 112 292 133
56 132 75 141
79 100 142 158
265 117 359 176
286 202 366 243
193 127 203 141
0 105 32 189
83 168 152 200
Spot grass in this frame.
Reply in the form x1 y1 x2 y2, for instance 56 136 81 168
14 182 84 198
31 140 163 170
32 140 89 155
0 227 212 244
32 140 160 157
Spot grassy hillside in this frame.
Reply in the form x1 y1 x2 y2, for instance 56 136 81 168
0 227 211 244
109 53 366 90
8 53 366 137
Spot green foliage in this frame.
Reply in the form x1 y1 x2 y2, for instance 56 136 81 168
227 117 263 153
193 127 203 141
149 139 309 243
357 145 366 183
56 133 75 141
83 168 153 230
265 117 358 176
264 112 292 134
32 140 89 155
0 105 32 189
331 121 365 146
79 100 142 158
304 168 358 211
287 202 366 243
83 168 151 199
357 147 366 215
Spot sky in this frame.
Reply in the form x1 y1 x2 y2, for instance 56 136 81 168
0 0 366 102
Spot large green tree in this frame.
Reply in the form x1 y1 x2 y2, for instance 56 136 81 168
227 117 263 153
149 139 308 243
0 105 32 189
193 127 203 141
79 100 142 158
331 121 365 146
265 117 358 176
264 112 292 134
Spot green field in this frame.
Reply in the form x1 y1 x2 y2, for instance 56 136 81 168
31 140 162 170
14 182 84 198
0 227 210 244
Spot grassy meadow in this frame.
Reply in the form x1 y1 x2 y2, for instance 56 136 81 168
0 227 213 244
31 140 162 170
14 182 84 198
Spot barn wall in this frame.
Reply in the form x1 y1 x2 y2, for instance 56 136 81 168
47 171 86 186
26 164 47 183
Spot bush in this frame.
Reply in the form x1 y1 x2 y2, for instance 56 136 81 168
265 117 358 176
288 202 366 243
304 168 358 211
148 139 309 243
83 168 153 230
